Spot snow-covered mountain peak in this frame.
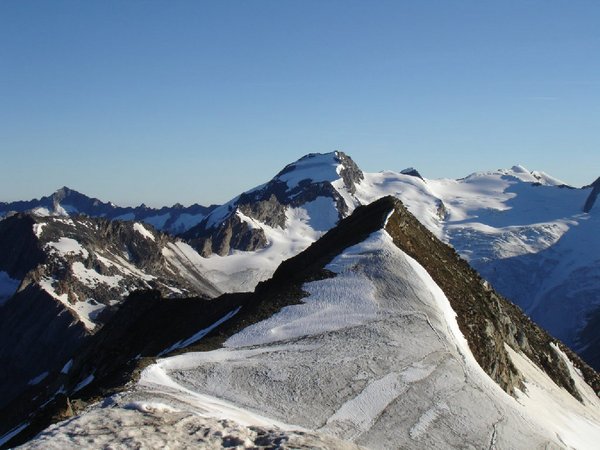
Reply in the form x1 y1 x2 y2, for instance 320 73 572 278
275 152 343 189
510 164 529 173
273 151 363 193
183 151 364 258
52 186 81 200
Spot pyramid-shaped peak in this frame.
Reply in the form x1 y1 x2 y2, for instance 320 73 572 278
400 167 424 180
52 186 87 200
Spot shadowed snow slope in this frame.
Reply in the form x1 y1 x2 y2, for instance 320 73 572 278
16 197 600 449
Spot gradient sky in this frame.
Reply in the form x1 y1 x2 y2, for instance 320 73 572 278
1 1 599 207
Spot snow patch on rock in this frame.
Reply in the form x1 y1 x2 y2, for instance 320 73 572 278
133 222 155 241
32 223 45 238
71 262 123 288
45 237 89 259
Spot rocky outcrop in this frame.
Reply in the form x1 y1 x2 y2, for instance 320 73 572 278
0 285 87 410
584 176 600 213
193 214 269 256
0 214 45 279
336 151 365 193
401 167 425 180
238 194 288 228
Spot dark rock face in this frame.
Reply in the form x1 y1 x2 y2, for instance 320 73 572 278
195 214 269 257
583 176 600 213
578 303 600 371
400 167 425 180
0 214 45 279
15 214 220 307
238 194 288 228
0 187 217 234
435 199 448 220
0 285 87 409
336 151 365 193
184 151 364 256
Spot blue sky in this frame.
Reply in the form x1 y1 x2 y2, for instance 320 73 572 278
1 1 599 206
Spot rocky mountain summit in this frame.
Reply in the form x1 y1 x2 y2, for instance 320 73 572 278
3 196 600 449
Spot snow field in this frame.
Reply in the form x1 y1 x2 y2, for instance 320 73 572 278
45 237 89 259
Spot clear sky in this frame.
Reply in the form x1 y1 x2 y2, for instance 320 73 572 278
1 1 599 207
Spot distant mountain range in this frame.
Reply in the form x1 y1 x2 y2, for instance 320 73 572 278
1 151 600 448
0 187 217 234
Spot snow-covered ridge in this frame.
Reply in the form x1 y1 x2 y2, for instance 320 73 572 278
166 155 600 366
29 213 600 449
133 222 155 241
135 221 600 448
